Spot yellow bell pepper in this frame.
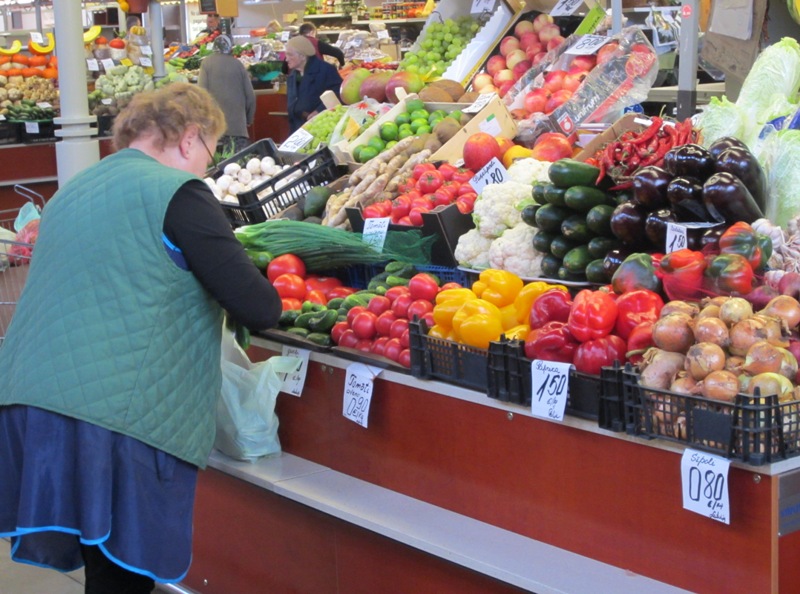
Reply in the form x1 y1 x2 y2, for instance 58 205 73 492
459 314 504 349
499 304 519 331
451 299 502 343
427 324 454 340
504 324 531 340
471 269 524 308
513 281 568 324
435 287 475 305
432 291 477 331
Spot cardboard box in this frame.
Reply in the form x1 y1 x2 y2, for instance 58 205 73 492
573 113 646 162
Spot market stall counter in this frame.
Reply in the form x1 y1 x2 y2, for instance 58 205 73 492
185 337 800 594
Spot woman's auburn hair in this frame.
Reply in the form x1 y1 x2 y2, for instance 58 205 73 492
112 83 226 151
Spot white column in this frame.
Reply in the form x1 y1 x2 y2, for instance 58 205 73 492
148 0 166 80
53 0 99 187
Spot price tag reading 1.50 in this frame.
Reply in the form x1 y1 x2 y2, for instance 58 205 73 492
530 359 571 421
681 449 731 524
666 222 688 253
469 157 508 194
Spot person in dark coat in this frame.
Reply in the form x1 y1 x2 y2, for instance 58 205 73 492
284 35 342 133
298 22 346 67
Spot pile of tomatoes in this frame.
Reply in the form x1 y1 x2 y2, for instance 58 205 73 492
267 254 357 311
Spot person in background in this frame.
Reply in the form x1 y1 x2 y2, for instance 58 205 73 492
198 35 256 155
298 22 345 67
285 35 342 133
0 83 282 594
201 12 221 34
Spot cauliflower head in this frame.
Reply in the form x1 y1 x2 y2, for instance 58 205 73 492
472 181 531 239
454 228 493 270
488 223 544 278
507 158 552 186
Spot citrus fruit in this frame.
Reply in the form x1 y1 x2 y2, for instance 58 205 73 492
410 118 428 133
380 122 399 142
405 98 425 113
395 113 411 126
358 146 379 162
367 136 386 152
410 109 430 121
416 125 432 135
398 127 415 140
352 145 365 162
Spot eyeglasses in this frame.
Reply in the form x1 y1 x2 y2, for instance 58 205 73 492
199 136 218 169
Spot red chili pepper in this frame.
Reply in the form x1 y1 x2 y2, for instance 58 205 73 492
567 289 618 343
574 334 627 375
523 321 578 364
631 116 663 145
529 288 573 330
614 289 664 341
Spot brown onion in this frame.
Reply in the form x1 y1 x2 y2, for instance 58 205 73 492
705 296 730 307
730 318 771 356
640 348 686 390
725 356 745 374
670 371 698 395
749 372 795 401
685 342 727 380
743 341 784 375
760 295 800 330
719 297 753 326
652 313 695 354
661 301 700 317
700 370 739 402
738 373 751 393
753 314 789 348
692 316 730 348
697 304 721 319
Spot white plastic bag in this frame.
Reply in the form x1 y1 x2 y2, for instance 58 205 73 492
215 329 301 462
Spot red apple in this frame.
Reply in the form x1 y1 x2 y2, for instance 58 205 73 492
547 35 566 51
542 69 567 93
512 60 532 80
563 71 587 92
473 72 494 91
524 88 550 114
463 132 503 171
505 49 528 70
532 13 554 32
525 42 545 61
570 54 597 71
532 51 548 66
538 23 561 44
498 80 515 97
597 41 620 65
514 20 535 37
544 89 573 114
496 135 515 155
531 131 573 162
499 36 520 57
518 32 540 51
493 69 515 86
486 55 507 77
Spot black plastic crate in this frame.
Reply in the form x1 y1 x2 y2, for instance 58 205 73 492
218 144 345 227
16 119 57 144
0 120 20 145
409 319 489 393
415 264 470 287
96 114 115 137
622 365 800 465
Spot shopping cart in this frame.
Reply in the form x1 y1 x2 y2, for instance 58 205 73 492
0 185 44 345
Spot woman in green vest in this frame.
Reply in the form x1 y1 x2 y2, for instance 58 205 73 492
0 83 282 593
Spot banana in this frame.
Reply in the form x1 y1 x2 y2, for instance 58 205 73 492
29 32 55 55
0 40 22 55
83 25 103 44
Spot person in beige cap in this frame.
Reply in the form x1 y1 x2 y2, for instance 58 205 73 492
285 34 342 133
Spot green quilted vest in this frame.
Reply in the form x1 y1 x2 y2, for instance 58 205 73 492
0 149 223 468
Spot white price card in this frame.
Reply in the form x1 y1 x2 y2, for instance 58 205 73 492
550 0 585 17
565 34 609 55
377 29 390 40
25 121 40 134
101 58 116 72
362 217 390 251
471 0 496 14
101 98 114 105
280 31 291 42
463 92 495 114
278 127 313 152
0 114 6 122
139 56 153 67
666 222 688 253
530 360 572 421
36 102 52 109
342 363 381 428
30 31 44 44
206 43 215 52
141 45 153 55
469 157 508 194
87 58 100 71
681 449 731 524
280 345 311 397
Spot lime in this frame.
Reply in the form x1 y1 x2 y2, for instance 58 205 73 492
385 140 398 150
410 118 429 133
428 117 443 129
395 113 411 126
352 145 365 162
380 122 399 142
430 109 447 122
416 125 432 135
358 146 379 162
410 109 430 121
398 127 415 140
448 110 463 121
406 98 425 113
367 136 386 151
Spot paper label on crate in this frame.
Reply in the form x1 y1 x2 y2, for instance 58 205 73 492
377 30 390 40
530 360 571 421
280 346 311 397
463 93 495 114
343 363 381 428
471 0 496 14
470 157 508 193
681 449 730 524
139 56 153 67
279 128 313 152
343 116 362 140
87 58 100 71
0 114 5 121
36 102 52 109
550 0 584 17
575 4 609 35
141 45 153 55
666 223 688 253
362 217 390 251
120 58 134 67
101 98 113 105
280 31 291 42
478 114 502 137
25 121 40 134
101 58 116 72
565 34 609 55
30 31 44 44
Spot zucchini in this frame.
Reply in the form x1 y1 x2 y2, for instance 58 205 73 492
520 203 540 227
587 236 623 260
535 204 571 233
543 184 568 207
532 230 558 254
541 253 562 279
558 266 587 282
585 259 610 284
548 158 602 188
550 235 581 259
532 184 548 205
562 245 592 274
561 214 594 243
585 204 615 236
564 185 609 212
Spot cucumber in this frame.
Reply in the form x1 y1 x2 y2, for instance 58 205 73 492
386 275 410 287
279 309 301 327
326 297 345 310
520 203 540 227
550 235 581 259
307 309 338 333
585 259 610 284
561 214 594 243
286 327 311 338
587 236 623 260
562 245 592 274
564 186 609 212
548 158 601 188
532 230 558 254
385 261 412 273
306 332 333 346
585 204 615 236
541 253 562 279
543 184 568 207
558 266 587 282
294 311 318 329
535 204 571 233
532 184 548 205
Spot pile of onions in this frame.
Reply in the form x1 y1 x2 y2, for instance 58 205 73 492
719 297 753 326
652 313 695 354
749 372 795 401
743 341 798 379
760 295 800 330
692 317 730 348
685 342 727 380
699 370 739 402
640 348 686 390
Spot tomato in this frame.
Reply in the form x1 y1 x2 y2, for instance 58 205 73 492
331 321 349 344
432 188 454 207
456 193 477 214
457 183 476 196
405 189 422 202
281 297 303 311
421 311 435 328
437 162 457 181
416 170 445 194
363 201 391 219
267 254 306 282
412 162 436 179
326 286 356 300
367 295 392 316
383 337 403 362
408 273 439 302
306 289 327 305
384 286 410 302
389 317 409 339
338 329 359 349
305 275 343 297
411 196 433 210
399 328 410 348
355 338 374 352
371 336 389 356
396 216 413 226
439 282 463 291
352 311 378 340
408 207 426 227
375 310 397 336
452 168 475 184
398 348 412 368
407 299 434 321
391 294 414 318
347 305 367 327
273 273 307 300
440 181 460 197
391 194 411 219
397 178 416 194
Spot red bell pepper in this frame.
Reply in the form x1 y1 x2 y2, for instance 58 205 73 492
611 253 662 294
529 288 573 330
626 321 655 366
659 248 707 301
567 289 618 343
614 289 664 341
523 321 578 364
705 253 755 295
574 335 627 375
718 221 771 272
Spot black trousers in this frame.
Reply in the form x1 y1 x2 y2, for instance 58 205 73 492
80 544 155 594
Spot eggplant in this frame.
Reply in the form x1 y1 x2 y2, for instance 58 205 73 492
707 136 748 160
645 208 677 250
686 227 706 251
632 166 672 209
665 176 712 222
602 248 632 279
699 226 726 251
714 146 768 212
610 201 649 247
702 171 764 224
663 144 716 181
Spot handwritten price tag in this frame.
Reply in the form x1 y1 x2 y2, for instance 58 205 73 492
101 58 116 72
101 98 114 105
362 217 390 251
469 157 508 194
463 92 495 114
87 58 100 71
550 0 584 17
280 345 310 397
681 449 730 524
530 360 571 421
280 31 291 42
471 0 496 14
377 29 390 40
25 121 40 134
36 102 52 109
30 31 45 44
565 34 609 55
278 127 313 152
666 222 687 253
139 56 153 67
141 45 153 55
342 363 380 428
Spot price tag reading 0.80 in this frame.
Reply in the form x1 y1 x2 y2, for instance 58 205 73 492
680 449 731 524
